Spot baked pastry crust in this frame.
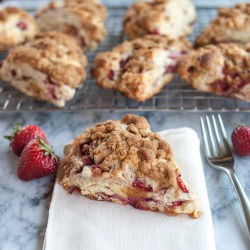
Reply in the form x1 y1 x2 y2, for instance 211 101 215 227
178 43 250 102
196 3 250 46
93 35 191 102
123 0 196 40
0 31 87 107
35 1 107 51
0 7 39 50
61 114 200 218
64 0 100 4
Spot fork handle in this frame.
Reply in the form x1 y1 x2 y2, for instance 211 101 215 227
227 169 250 238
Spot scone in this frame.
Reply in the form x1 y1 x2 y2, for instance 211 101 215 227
35 1 107 51
0 32 87 107
64 0 100 4
61 114 200 218
0 7 39 51
93 35 191 102
196 3 250 47
123 0 196 40
178 43 250 102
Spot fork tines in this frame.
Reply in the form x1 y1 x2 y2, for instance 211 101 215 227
200 114 232 158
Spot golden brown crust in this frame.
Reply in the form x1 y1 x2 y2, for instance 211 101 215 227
0 7 39 50
123 0 196 40
36 1 107 50
61 114 200 218
64 0 100 5
178 43 250 102
93 35 191 102
0 31 87 107
196 3 250 46
2 31 87 88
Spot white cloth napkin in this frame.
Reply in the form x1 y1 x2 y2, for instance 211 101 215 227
43 128 216 250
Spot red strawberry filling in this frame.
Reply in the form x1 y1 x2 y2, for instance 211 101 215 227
119 57 131 69
101 193 128 204
165 65 178 73
171 200 183 206
80 37 86 47
211 70 250 95
108 70 115 80
11 69 17 77
17 22 28 30
45 77 57 99
177 174 189 193
69 185 81 194
132 179 153 192
82 155 94 165
149 28 161 35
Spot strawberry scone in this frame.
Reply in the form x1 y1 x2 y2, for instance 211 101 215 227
0 7 39 51
64 0 100 4
123 0 196 40
195 3 250 47
35 1 107 51
0 32 87 107
92 35 191 102
178 43 250 102
61 114 201 218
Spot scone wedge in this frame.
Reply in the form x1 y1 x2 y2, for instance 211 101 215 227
195 3 250 47
61 114 201 218
93 35 191 102
0 7 39 50
36 1 107 51
178 43 250 103
123 0 196 40
0 32 87 107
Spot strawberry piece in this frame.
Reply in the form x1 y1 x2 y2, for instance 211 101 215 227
119 57 131 69
172 200 183 206
231 124 250 156
108 70 115 81
46 77 57 99
11 70 17 77
149 28 161 35
165 65 177 73
69 185 81 194
4 123 47 156
17 22 27 30
17 137 58 181
80 37 86 47
132 179 153 192
177 174 189 193
82 155 94 165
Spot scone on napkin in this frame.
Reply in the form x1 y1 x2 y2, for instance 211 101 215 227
43 115 215 250
61 114 200 218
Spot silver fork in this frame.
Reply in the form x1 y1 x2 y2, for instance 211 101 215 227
200 114 250 239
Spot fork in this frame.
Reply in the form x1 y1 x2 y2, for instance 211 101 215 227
200 114 250 239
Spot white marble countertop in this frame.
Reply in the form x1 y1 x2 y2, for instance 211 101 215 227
0 111 250 250
1 0 250 249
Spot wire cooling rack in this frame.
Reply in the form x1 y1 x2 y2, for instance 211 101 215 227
1 6 250 112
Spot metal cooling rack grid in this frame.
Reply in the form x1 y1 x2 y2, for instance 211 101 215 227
0 6 250 112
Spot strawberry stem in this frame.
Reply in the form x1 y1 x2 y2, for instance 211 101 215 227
36 137 59 162
3 122 22 141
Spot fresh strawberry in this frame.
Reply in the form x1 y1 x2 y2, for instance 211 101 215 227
231 124 250 156
4 123 47 156
17 137 58 181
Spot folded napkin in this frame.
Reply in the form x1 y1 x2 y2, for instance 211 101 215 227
43 128 216 250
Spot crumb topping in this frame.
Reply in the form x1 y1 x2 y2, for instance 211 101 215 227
93 35 191 101
2 31 87 88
